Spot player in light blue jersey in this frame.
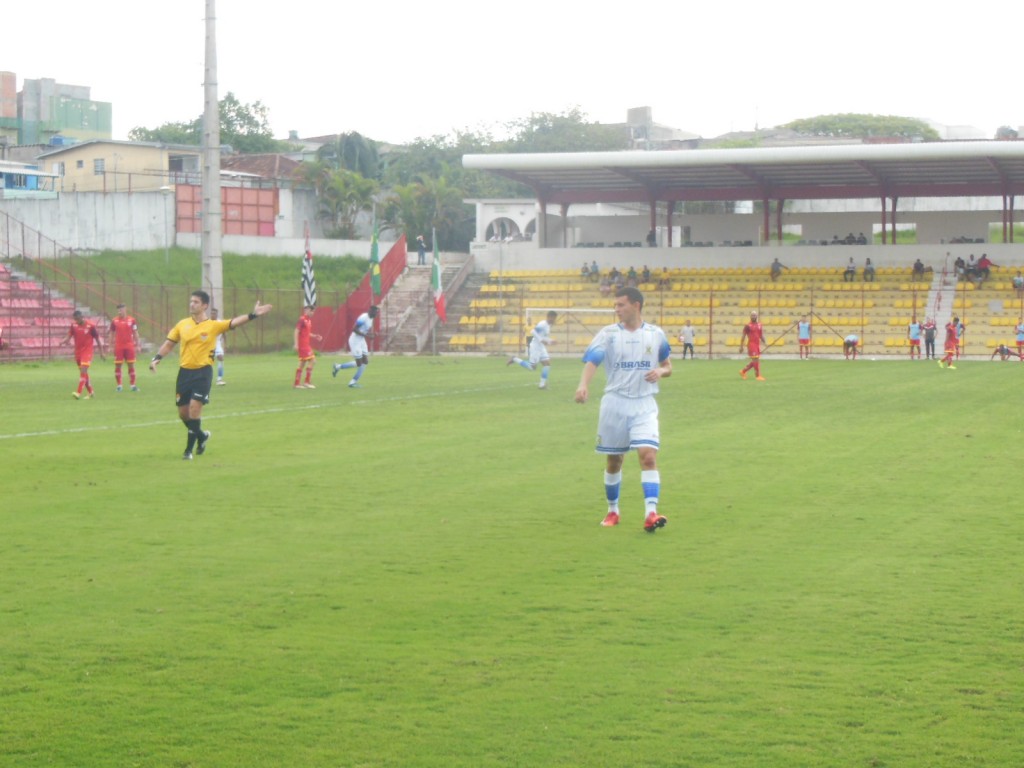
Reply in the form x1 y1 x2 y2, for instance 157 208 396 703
212 308 226 385
575 287 672 533
333 305 379 388
508 311 557 389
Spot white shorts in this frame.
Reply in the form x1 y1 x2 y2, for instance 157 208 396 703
595 392 659 454
528 339 549 366
349 333 369 359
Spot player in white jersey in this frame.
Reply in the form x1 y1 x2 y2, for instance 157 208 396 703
575 287 672 533
507 311 557 389
332 305 379 388
212 308 226 385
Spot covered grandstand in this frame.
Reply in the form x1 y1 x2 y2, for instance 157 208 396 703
456 141 1024 358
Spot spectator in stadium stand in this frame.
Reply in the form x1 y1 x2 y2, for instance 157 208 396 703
770 258 788 282
1013 271 1024 298
844 257 857 282
581 262 590 280
975 253 998 286
641 265 651 284
658 267 671 288
590 260 599 281
863 258 876 282
912 259 926 281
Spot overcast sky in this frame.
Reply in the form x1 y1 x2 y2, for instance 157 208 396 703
7 1 1018 145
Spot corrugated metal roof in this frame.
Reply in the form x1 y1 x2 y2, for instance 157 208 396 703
463 141 1024 204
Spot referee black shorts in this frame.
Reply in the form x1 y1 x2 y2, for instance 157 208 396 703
175 366 214 407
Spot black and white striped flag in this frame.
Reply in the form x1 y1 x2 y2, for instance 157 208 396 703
302 222 317 308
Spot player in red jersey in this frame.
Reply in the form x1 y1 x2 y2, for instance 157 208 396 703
293 305 322 388
938 316 959 370
60 309 104 398
109 303 141 392
739 311 767 381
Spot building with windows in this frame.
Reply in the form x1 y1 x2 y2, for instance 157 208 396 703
13 73 111 145
36 139 201 193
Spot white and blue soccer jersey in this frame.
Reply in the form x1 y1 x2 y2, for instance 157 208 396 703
353 312 373 336
528 319 553 364
582 322 671 398
533 319 552 344
349 312 373 357
1016 323 1024 343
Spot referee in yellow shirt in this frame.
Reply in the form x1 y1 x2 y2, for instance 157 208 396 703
149 290 272 459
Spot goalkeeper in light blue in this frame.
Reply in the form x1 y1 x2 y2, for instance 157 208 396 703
507 311 557 389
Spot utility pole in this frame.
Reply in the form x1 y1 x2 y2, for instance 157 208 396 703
201 0 223 311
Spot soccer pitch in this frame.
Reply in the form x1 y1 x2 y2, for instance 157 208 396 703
3 355 1022 767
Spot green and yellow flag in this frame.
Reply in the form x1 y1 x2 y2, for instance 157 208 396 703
369 222 381 298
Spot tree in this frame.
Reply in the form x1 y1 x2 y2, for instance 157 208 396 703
316 132 381 179
128 121 198 144
380 171 473 251
218 92 283 153
314 168 379 239
127 92 291 152
502 107 628 153
781 114 941 141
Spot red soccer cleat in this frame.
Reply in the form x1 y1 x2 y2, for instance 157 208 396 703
600 512 620 527
644 512 667 532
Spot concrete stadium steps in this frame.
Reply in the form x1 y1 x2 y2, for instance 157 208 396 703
0 267 88 360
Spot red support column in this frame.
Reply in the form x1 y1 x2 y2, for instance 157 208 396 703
880 196 888 245
890 197 898 244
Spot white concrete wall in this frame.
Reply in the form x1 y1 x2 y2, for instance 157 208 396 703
0 188 374 257
176 232 397 259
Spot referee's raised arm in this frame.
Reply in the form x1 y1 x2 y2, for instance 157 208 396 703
229 300 273 329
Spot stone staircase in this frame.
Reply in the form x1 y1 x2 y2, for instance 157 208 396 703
383 260 477 354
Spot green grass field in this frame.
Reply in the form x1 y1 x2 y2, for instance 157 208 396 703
3 355 1022 767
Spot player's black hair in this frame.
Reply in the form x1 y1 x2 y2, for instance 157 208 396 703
191 290 211 306
615 286 644 309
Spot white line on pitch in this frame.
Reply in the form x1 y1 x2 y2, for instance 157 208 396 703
0 383 530 441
